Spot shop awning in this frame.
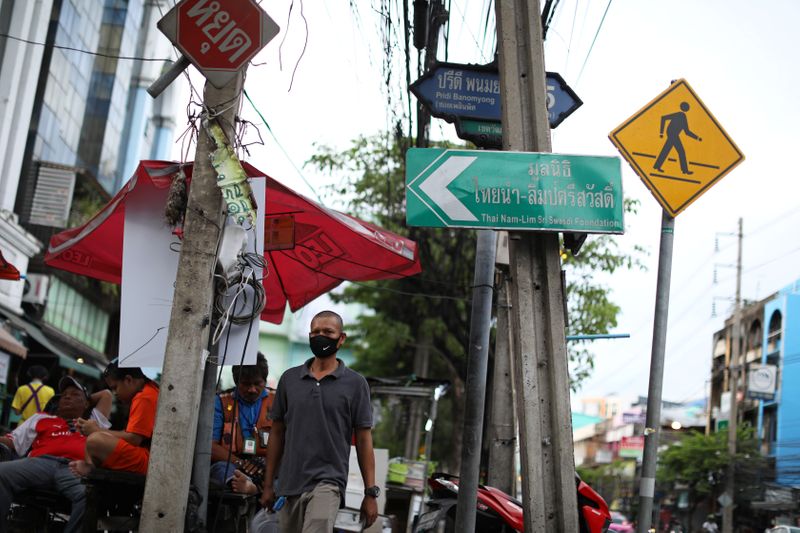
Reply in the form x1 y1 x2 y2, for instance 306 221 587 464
0 309 101 379
0 327 27 358
44 161 422 324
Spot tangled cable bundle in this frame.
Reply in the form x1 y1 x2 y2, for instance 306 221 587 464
211 249 267 344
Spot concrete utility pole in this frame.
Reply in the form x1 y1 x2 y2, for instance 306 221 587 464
495 1 579 530
140 71 246 531
487 273 517 494
722 217 744 533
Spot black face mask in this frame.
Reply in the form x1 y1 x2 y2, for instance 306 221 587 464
310 335 340 358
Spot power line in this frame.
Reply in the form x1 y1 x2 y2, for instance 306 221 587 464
743 245 800 275
242 90 322 202
565 0 580 70
278 250 471 303
590 235 800 394
0 32 170 62
449 0 491 62
576 0 613 84
747 206 800 237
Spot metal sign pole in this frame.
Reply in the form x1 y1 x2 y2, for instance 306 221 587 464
636 210 675 532
454 229 497 533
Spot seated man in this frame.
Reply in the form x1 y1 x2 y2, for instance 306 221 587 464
69 360 159 476
0 376 112 533
211 352 273 495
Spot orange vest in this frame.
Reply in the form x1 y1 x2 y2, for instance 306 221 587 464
219 390 274 457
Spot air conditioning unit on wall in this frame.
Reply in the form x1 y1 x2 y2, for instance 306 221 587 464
22 274 49 305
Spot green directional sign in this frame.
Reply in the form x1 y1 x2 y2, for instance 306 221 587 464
456 119 503 149
406 148 624 233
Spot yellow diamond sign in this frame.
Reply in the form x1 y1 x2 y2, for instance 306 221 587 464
609 79 744 216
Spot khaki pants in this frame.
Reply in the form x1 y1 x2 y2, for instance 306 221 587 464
279 482 340 533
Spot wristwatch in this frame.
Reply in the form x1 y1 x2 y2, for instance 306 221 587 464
364 485 381 498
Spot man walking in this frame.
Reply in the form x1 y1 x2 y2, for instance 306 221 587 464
260 310 378 532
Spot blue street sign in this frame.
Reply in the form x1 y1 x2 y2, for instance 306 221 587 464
410 62 582 129
545 71 583 128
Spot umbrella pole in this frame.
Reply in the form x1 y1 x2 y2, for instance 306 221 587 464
140 70 247 532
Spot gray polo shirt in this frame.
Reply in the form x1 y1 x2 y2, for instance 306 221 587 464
270 358 373 497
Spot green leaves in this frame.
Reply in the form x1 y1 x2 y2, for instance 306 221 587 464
657 426 767 498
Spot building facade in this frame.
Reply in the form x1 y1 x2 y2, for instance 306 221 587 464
708 279 800 520
759 281 800 486
0 0 180 424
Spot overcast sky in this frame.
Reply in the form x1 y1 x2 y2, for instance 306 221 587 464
174 0 800 405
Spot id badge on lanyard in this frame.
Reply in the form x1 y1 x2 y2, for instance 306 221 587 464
243 437 257 455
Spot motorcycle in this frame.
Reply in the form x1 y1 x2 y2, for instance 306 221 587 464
413 472 612 533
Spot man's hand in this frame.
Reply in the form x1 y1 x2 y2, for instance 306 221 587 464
0 436 14 451
259 484 277 510
360 496 378 528
231 470 258 495
75 418 100 436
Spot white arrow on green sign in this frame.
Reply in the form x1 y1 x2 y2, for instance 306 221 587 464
406 148 624 233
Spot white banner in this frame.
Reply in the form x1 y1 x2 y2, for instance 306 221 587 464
119 179 264 369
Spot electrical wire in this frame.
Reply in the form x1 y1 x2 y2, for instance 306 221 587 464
0 32 172 62
481 0 495 53
575 0 613 84
211 283 256 533
565 0 580 70
746 206 800 237
277 248 470 303
242 90 322 202
287 0 309 92
449 1 491 63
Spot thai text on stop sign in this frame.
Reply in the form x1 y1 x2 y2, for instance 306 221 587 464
185 0 255 63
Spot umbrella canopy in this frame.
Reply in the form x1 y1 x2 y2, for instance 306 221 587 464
45 161 421 324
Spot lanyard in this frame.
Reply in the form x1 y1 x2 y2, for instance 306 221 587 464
234 394 260 434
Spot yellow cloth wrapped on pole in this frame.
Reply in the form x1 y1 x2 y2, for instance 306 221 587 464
207 119 257 225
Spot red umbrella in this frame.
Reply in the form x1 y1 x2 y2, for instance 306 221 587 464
44 161 421 324
0 250 21 281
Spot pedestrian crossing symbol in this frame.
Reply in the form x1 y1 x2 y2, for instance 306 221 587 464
609 79 744 217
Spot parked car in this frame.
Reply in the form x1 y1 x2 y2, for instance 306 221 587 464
608 511 634 533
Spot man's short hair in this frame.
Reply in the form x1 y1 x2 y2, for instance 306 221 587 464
311 310 344 331
232 352 269 384
103 358 147 381
27 365 49 381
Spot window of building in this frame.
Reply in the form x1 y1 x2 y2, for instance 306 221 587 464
43 277 109 353
767 310 782 355
746 319 762 362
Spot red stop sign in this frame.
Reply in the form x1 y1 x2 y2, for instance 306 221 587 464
178 0 264 71
159 0 279 88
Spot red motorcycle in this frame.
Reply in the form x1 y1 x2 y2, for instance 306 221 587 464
413 472 612 532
